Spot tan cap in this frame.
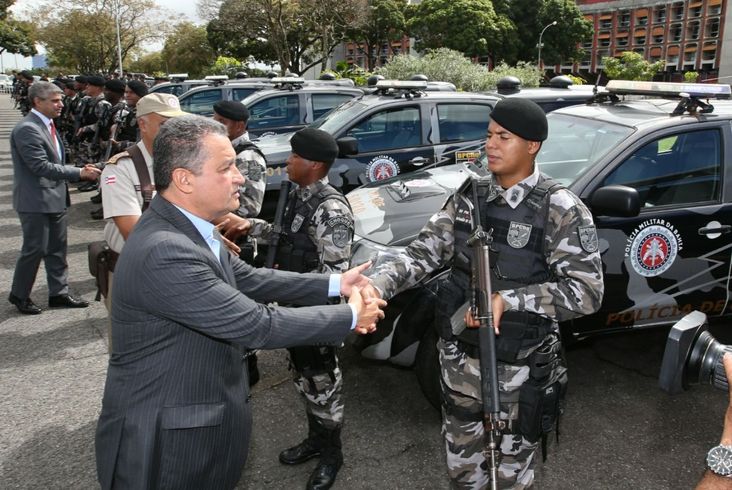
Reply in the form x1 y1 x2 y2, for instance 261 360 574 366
136 93 187 118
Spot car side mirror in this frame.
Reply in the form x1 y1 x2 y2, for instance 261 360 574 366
590 185 641 217
337 136 358 157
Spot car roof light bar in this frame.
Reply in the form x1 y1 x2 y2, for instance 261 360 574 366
271 77 305 84
606 80 731 99
375 80 428 90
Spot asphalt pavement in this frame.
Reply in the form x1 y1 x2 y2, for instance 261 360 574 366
0 94 730 490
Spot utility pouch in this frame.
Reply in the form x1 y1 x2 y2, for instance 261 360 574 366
518 364 568 458
88 241 117 301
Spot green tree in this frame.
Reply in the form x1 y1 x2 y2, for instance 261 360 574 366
31 0 165 73
127 51 165 74
406 0 514 61
603 51 664 81
537 0 593 66
161 22 216 77
0 7 36 58
346 0 407 71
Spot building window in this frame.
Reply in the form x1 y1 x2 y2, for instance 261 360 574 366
654 7 666 23
600 39 611 47
672 2 684 21
634 47 646 56
670 24 682 42
707 18 720 38
687 21 700 40
690 6 702 18
635 36 646 46
617 38 629 47
600 19 612 29
618 12 630 27
637 15 648 26
709 5 722 16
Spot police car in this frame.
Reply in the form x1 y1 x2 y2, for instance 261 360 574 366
490 75 597 112
239 77 364 138
148 74 214 96
256 80 500 218
177 79 275 116
346 80 732 406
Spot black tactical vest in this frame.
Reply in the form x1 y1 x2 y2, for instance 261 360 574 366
435 174 563 361
274 185 351 273
117 106 138 143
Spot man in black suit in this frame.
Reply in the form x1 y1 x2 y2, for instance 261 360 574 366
8 81 101 315
95 115 386 490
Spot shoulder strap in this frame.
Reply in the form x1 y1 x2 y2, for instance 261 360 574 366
127 145 153 212
525 175 564 212
233 140 266 162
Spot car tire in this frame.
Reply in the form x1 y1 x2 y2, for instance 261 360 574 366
415 325 441 411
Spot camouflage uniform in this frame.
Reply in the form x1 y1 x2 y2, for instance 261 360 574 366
113 103 139 152
231 131 267 218
367 168 603 489
248 176 353 461
77 94 108 164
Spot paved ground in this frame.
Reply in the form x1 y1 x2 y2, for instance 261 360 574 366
1 94 730 490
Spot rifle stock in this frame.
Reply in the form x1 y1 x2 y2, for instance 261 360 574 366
466 179 503 490
265 180 293 268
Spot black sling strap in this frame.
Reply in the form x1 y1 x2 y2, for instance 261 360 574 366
126 145 154 212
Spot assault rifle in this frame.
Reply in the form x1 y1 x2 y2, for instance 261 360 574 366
466 179 504 490
264 180 293 268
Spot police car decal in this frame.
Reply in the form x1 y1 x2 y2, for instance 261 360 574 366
367 155 400 181
626 219 683 277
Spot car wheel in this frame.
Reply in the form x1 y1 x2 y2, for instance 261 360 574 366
415 324 441 411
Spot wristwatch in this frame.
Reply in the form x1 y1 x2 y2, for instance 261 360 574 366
707 444 732 477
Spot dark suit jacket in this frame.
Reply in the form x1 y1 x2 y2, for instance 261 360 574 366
10 111 79 213
95 195 353 490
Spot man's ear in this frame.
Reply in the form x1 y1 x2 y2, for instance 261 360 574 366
171 168 193 194
527 140 542 156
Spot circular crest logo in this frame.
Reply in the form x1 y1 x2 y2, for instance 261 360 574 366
628 224 679 277
367 155 399 181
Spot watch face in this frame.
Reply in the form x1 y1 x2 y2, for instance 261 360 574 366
708 445 732 476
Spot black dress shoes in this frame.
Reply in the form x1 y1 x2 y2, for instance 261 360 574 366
8 293 42 315
49 294 89 308
279 439 321 465
90 192 102 204
306 458 342 490
77 181 98 192
90 207 104 220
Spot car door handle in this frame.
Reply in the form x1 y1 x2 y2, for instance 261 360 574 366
409 156 429 166
699 225 732 235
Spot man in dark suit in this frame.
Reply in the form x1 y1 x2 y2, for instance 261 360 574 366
9 81 101 315
95 115 385 490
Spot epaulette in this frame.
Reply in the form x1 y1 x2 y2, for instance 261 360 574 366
106 151 129 165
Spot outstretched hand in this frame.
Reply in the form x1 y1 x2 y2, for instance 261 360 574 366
340 261 373 297
348 285 387 334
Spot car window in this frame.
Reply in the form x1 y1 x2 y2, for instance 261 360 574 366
602 129 721 207
178 89 222 115
248 94 300 130
346 107 421 153
312 94 355 120
152 85 175 95
313 100 367 131
437 103 491 142
233 87 260 101
538 114 634 186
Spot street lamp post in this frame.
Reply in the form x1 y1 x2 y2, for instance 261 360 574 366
537 21 557 70
113 0 124 77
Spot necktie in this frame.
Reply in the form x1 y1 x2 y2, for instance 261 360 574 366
49 121 59 156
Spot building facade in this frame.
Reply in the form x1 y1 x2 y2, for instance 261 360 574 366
573 0 731 82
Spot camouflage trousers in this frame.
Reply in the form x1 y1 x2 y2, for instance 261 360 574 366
439 338 538 490
289 347 344 430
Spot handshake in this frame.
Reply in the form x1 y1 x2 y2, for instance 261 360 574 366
340 261 386 335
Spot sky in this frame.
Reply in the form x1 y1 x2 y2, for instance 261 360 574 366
5 0 202 71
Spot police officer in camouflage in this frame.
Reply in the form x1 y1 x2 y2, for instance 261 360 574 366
362 98 604 489
239 128 353 490
211 100 267 219
109 80 147 153
75 76 107 165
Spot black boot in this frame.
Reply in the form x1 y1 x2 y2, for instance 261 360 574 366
306 427 343 490
246 351 260 387
279 413 323 465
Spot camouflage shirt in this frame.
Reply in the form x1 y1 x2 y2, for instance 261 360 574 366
249 177 354 273
232 132 267 218
366 169 604 323
80 95 109 135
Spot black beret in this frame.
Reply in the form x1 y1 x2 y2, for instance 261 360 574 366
87 76 106 87
213 100 249 122
75 75 88 84
490 98 548 142
126 80 148 97
20 70 33 79
105 79 126 94
290 128 339 165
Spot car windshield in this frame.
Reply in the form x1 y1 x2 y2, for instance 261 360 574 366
537 113 634 185
312 99 368 133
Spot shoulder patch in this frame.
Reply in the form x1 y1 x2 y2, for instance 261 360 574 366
106 151 129 165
